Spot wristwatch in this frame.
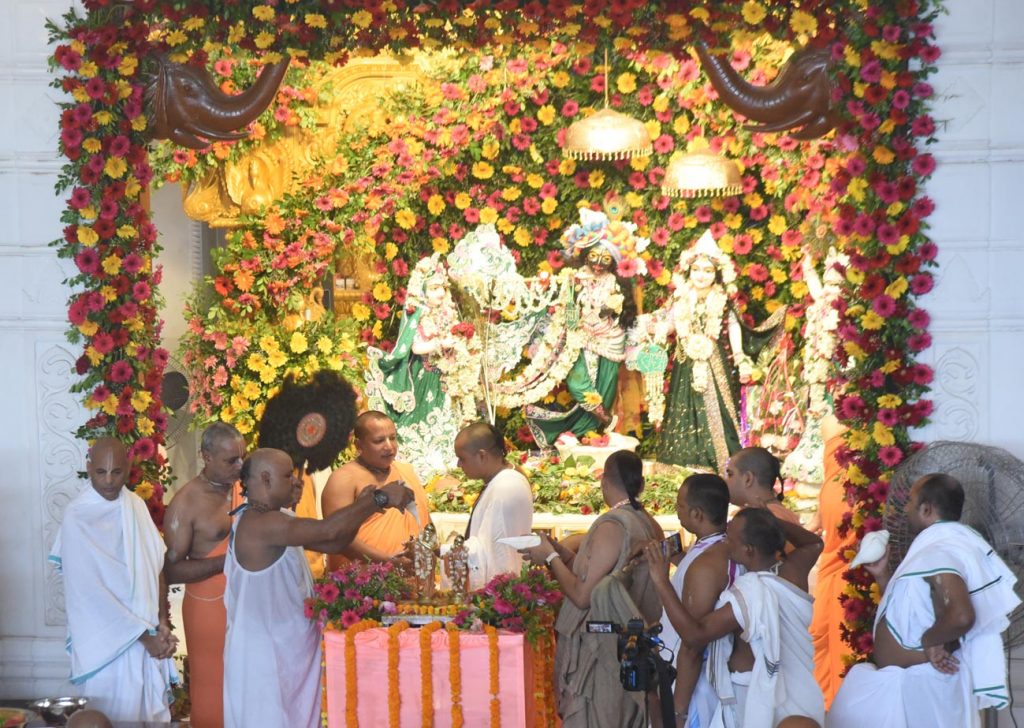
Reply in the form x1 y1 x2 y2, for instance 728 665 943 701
372 489 389 510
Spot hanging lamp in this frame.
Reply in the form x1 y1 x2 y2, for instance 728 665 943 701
661 148 743 198
563 49 653 161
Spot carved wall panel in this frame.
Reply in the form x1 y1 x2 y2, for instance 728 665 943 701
35 341 87 626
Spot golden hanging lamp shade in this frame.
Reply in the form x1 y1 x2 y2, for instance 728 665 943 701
563 48 652 162
563 107 653 161
661 149 743 198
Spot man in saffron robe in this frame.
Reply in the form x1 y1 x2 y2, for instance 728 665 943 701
320 411 431 571
163 423 246 728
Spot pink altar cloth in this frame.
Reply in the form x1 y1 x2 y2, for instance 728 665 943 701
324 627 536 728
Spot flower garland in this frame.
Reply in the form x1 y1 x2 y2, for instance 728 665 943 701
446 623 464 728
529 632 557 728
387 621 410 727
485 625 501 728
344 619 380 728
673 285 729 393
419 621 444 728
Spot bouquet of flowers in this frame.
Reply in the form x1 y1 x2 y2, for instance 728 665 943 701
306 561 410 630
453 567 563 645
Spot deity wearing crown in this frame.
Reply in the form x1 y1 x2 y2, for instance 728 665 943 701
364 253 480 480
629 230 783 472
524 205 647 446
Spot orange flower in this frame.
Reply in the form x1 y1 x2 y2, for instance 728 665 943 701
232 269 254 292
388 621 410 727
485 625 501 728
344 619 379 728
264 212 286 235
420 621 443 728
446 623 463 728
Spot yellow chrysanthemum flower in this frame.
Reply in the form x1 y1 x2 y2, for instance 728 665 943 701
290 331 308 354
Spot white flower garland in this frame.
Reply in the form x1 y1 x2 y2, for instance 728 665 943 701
673 285 728 393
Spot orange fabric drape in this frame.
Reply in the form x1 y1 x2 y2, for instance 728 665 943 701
811 431 855 709
295 472 326 579
328 461 431 569
181 485 243 728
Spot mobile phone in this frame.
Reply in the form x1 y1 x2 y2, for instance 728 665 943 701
660 533 682 558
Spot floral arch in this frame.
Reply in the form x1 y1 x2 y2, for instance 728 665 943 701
50 0 941 660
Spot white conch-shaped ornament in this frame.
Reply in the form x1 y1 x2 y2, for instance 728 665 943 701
849 529 890 569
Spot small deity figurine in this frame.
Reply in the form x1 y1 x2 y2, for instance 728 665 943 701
630 230 783 472
410 522 440 602
525 206 646 446
364 254 479 481
444 534 470 603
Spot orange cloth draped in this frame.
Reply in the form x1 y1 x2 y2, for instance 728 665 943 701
295 472 326 579
182 540 229 728
181 484 243 728
330 461 430 567
811 432 855 709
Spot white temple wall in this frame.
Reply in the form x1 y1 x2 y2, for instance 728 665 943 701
0 0 1022 703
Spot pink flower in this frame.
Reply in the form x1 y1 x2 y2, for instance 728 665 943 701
907 308 930 330
877 409 899 426
872 295 897 317
653 134 674 154
911 115 936 136
123 254 144 274
75 249 100 275
907 333 932 352
340 610 361 628
130 438 156 461
878 446 904 467
911 154 936 176
910 274 934 295
132 281 151 301
92 332 115 354
733 235 753 255
318 582 340 604
616 258 638 277
109 360 133 384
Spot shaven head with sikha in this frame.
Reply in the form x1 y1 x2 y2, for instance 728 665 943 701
241 448 301 511
87 437 129 501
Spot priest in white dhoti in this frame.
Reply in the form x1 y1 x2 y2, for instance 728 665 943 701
49 438 178 723
646 507 825 728
653 474 743 728
453 422 534 589
830 473 1020 728
224 448 413 728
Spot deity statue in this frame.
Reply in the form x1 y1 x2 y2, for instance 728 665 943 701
630 230 782 472
781 247 849 497
410 522 440 602
364 254 480 480
443 534 470 603
524 207 643 447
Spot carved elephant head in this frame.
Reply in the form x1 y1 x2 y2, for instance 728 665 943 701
694 39 839 140
144 54 291 149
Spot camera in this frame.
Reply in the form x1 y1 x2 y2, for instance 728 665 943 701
586 618 675 693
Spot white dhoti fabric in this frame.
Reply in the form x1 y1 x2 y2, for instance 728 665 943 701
657 532 741 728
707 571 824 728
831 521 1020 728
223 509 322 728
464 469 534 590
49 487 177 722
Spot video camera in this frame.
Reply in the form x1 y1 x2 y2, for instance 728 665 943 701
586 618 676 724
586 618 675 694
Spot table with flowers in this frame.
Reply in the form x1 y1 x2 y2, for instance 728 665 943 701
312 563 561 727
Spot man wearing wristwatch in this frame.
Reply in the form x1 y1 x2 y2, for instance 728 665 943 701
223 448 413 728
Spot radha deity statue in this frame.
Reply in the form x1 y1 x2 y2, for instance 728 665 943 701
364 254 479 480
525 207 642 447
631 230 783 472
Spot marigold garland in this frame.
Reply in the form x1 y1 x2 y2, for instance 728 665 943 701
485 625 501 728
387 621 410 727
446 623 464 728
344 619 380 728
530 631 557 727
419 621 444 728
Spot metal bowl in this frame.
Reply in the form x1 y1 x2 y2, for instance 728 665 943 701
28 697 88 725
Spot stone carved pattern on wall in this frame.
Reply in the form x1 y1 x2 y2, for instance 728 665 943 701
36 341 87 626
930 345 982 442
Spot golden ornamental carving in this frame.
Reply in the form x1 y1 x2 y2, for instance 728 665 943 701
182 56 426 229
